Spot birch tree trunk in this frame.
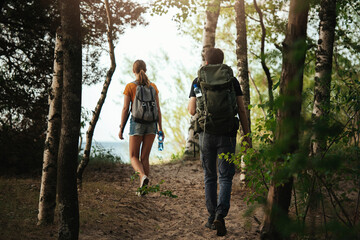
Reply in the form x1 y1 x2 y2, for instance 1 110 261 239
201 0 221 65
37 27 63 226
235 0 250 185
77 0 116 188
308 1 336 236
184 0 221 156
235 0 250 131
311 0 337 156
261 1 310 239
57 0 81 238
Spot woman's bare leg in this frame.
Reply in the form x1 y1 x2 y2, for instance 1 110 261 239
129 135 145 181
140 134 156 176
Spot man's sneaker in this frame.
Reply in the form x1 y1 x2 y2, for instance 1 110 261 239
205 220 216 230
213 216 227 236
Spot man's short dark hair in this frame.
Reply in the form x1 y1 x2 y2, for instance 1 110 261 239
205 48 224 64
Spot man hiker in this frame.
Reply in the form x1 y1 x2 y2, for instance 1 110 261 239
188 48 251 236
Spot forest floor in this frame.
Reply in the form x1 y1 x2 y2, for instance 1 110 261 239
0 157 264 240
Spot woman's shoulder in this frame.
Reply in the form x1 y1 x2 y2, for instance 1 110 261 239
125 81 138 89
150 82 159 91
126 81 137 86
124 81 137 94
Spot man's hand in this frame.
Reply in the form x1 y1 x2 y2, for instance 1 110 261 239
188 97 196 116
241 134 252 152
243 136 252 149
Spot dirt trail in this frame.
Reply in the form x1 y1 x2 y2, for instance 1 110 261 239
79 158 263 240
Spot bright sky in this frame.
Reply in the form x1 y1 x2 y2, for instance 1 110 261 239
81 10 201 159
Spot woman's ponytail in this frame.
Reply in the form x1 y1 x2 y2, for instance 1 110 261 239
133 60 150 86
138 69 150 86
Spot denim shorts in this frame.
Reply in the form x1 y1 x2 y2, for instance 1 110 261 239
129 116 157 136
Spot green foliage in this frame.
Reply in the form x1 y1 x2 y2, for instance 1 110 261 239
88 142 123 165
130 171 140 182
136 178 178 198
1 0 147 174
170 148 186 163
150 0 199 23
126 172 178 198
80 0 147 85
232 107 360 238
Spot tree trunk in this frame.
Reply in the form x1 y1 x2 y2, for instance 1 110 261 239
77 0 116 188
57 0 81 238
235 0 251 132
311 0 337 156
184 0 221 156
201 0 221 65
38 27 63 226
261 1 310 239
253 0 274 110
308 1 336 237
235 0 250 186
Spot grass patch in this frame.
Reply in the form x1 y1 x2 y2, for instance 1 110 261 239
78 142 124 169
0 178 57 240
0 176 132 239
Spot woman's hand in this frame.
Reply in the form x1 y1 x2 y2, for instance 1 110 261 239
118 129 124 140
159 130 165 141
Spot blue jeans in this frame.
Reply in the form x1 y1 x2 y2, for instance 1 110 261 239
199 132 236 220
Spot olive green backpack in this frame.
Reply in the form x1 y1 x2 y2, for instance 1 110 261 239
195 64 239 135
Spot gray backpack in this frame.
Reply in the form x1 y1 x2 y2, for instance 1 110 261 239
131 81 159 123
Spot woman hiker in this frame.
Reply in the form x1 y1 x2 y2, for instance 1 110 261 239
118 59 164 195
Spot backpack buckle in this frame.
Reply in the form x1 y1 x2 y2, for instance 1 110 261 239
142 102 147 109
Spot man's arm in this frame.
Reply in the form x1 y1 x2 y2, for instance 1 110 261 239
188 97 196 116
236 95 252 147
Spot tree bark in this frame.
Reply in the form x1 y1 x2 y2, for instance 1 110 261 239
201 0 221 65
308 1 336 237
235 0 251 132
235 0 250 186
261 1 310 239
77 0 116 188
253 0 274 110
185 0 221 156
38 27 63 226
57 0 81 238
311 0 337 155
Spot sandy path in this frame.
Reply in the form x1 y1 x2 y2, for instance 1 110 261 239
80 158 263 239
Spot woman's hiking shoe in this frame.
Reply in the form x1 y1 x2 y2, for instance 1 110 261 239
205 220 216 230
213 216 227 236
140 175 149 188
138 175 149 196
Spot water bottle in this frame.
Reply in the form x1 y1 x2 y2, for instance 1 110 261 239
194 84 202 98
158 131 164 151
